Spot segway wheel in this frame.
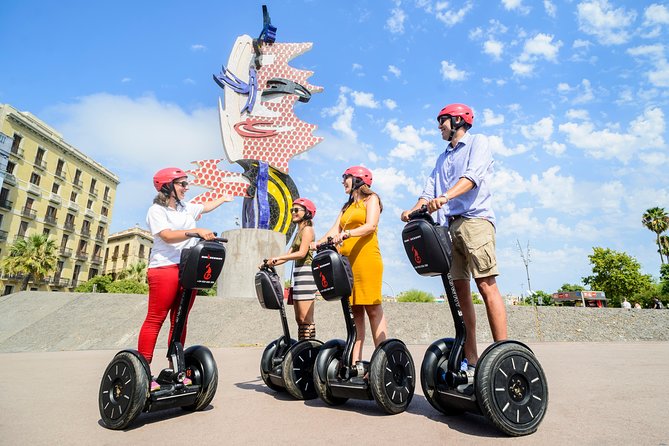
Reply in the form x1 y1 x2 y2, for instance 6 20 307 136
98 351 149 430
313 346 348 406
370 340 415 414
282 339 323 400
260 339 292 392
420 338 463 415
182 346 218 411
476 343 549 436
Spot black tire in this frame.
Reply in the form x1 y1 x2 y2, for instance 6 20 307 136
282 339 323 400
182 347 218 411
260 339 292 392
476 342 549 436
370 340 415 414
420 338 463 415
98 351 149 430
313 345 348 406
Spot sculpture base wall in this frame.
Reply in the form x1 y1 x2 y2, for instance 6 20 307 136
217 228 286 299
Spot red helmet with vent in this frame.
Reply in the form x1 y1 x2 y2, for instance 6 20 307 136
343 166 373 187
153 167 187 192
437 103 474 126
293 197 316 219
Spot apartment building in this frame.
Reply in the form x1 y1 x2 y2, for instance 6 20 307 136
104 225 153 279
0 103 119 294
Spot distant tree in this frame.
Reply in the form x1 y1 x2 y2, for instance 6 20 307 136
107 279 148 294
660 235 669 260
472 291 483 304
661 264 669 296
0 234 58 291
642 207 669 264
558 283 585 292
583 247 653 308
521 290 553 306
398 289 435 302
75 275 113 293
117 261 147 284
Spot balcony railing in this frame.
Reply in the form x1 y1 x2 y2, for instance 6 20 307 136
75 251 88 260
70 279 79 289
50 277 70 287
95 233 105 242
9 147 24 158
59 247 72 257
85 208 95 218
0 198 12 210
68 201 79 212
89 188 98 198
21 207 37 219
81 228 91 238
91 255 103 264
49 194 61 205
73 179 83 189
63 222 75 232
102 195 111 204
44 215 58 225
99 215 108 224
27 183 41 196
2 173 17 186
55 170 66 181
0 230 7 242
34 159 47 170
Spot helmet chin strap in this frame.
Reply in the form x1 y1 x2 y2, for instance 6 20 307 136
447 116 463 142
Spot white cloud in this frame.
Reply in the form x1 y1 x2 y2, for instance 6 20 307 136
573 79 594 104
627 45 669 88
384 120 436 160
322 88 357 141
544 141 566 156
557 82 570 93
544 0 556 17
440 60 467 81
565 108 590 120
372 166 423 197
510 60 534 76
386 6 406 34
350 90 379 109
484 39 504 60
183 78 196 85
520 33 562 62
558 107 666 163
121 77 132 83
577 0 636 45
388 65 402 78
431 2 473 26
190 44 206 51
383 99 398 110
521 117 554 141
502 0 529 14
352 63 363 71
643 3 669 26
488 135 531 157
481 108 505 127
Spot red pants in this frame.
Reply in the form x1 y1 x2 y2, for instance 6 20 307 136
138 265 196 363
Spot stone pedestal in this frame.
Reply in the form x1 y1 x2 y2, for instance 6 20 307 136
217 228 286 299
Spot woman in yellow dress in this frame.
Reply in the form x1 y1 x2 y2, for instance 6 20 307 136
315 166 387 378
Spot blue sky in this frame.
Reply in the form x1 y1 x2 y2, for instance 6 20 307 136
2 0 668 300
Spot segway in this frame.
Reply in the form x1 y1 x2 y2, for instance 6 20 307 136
98 233 227 430
310 238 415 414
255 261 323 399
402 207 548 436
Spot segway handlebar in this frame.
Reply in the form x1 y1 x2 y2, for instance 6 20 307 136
184 232 228 243
407 204 437 225
260 259 279 274
315 233 351 253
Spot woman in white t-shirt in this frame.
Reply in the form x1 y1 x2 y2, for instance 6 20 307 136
138 167 231 391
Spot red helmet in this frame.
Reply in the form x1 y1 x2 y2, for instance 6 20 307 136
153 167 187 192
343 166 373 187
437 103 474 126
293 197 316 219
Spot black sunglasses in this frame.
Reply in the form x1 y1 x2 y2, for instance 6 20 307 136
173 181 189 188
290 207 304 213
437 115 451 125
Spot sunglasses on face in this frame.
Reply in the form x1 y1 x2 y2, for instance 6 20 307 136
290 207 304 213
173 181 189 188
437 115 451 125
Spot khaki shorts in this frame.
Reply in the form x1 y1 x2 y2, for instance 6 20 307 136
449 218 499 280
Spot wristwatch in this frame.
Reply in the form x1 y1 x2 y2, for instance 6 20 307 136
441 192 449 202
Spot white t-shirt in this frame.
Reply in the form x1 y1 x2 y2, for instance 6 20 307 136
146 201 205 268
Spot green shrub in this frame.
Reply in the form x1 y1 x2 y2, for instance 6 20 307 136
75 275 113 293
397 289 435 302
107 279 149 294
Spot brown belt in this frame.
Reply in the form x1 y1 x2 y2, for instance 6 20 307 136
448 215 462 224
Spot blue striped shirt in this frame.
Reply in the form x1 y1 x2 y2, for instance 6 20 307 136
419 132 496 227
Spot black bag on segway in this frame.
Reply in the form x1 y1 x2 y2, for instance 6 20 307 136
179 241 226 290
401 215 452 277
255 267 284 310
311 248 354 301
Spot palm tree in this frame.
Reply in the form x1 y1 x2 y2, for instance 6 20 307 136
118 261 147 283
0 233 58 291
660 235 669 260
642 207 669 264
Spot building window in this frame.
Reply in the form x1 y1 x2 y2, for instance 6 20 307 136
87 199 93 210
52 182 60 194
43 228 50 237
103 186 110 201
113 245 119 259
78 240 88 254
139 245 145 259
123 243 130 258
30 172 41 186
74 169 82 187
73 264 81 286
70 191 78 202
88 268 98 280
101 206 108 217
55 159 65 177
96 226 105 240
6 161 15 174
10 133 22 153
18 221 28 237
90 178 97 194
60 234 69 249
35 147 46 167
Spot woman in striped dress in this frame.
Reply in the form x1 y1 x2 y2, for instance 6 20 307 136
266 198 319 340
